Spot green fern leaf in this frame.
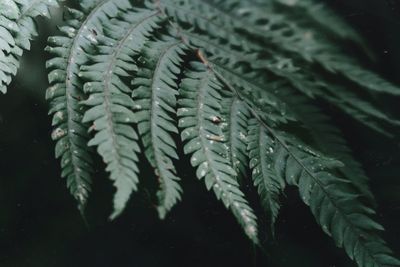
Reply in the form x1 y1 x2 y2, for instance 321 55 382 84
203 53 399 265
46 0 134 212
248 115 398 266
46 8 94 213
0 0 61 93
79 5 164 219
178 62 259 242
221 96 250 182
279 139 400 267
24 0 399 265
132 38 186 219
248 118 285 228
277 87 375 203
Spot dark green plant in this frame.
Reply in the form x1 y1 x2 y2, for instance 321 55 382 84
1 0 399 266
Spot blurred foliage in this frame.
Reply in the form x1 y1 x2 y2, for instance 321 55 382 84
0 1 399 266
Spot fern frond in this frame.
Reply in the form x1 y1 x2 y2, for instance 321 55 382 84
46 8 94 213
46 0 133 212
132 38 186 219
200 51 399 265
33 0 400 265
0 0 61 93
79 5 165 218
221 96 250 182
248 118 285 228
277 87 375 204
275 132 400 267
178 62 259 242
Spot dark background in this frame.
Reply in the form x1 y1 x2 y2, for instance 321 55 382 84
0 1 400 266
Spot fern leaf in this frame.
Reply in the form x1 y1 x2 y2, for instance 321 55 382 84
202 51 399 265
46 0 133 212
221 96 250 181
0 0 20 93
178 62 258 242
46 8 94 213
247 118 285 229
0 0 61 93
33 0 400 264
79 6 164 219
279 137 400 267
132 38 186 219
278 87 375 204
